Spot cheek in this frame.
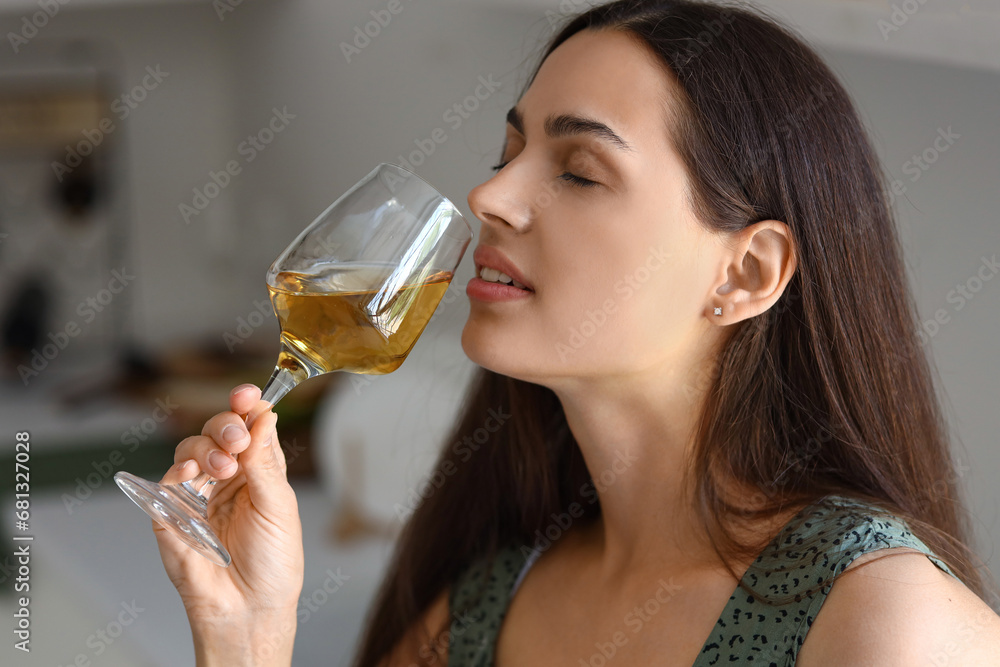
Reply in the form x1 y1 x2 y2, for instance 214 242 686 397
539 229 711 365
538 257 672 359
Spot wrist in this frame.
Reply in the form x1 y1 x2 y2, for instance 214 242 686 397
190 608 297 667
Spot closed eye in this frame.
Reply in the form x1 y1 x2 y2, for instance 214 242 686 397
557 171 598 188
489 160 598 188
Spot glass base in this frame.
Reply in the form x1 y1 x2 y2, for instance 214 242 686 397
114 471 232 567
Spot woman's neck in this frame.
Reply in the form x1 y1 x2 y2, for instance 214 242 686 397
549 357 720 580
547 356 807 587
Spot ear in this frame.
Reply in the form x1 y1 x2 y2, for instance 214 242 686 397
708 220 797 322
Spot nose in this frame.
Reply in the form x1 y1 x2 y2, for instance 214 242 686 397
467 165 534 234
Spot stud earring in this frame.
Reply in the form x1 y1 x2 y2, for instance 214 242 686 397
714 306 722 316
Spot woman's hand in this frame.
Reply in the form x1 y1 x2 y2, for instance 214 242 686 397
153 383 304 665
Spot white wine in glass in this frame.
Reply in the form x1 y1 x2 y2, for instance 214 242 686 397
268 264 454 376
114 163 473 567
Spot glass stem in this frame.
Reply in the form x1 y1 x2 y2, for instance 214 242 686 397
177 364 301 503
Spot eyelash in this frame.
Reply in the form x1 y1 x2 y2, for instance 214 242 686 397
489 160 599 189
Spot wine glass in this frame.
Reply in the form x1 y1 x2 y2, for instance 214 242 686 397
114 163 473 567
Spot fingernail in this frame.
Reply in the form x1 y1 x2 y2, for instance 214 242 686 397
209 450 233 473
178 459 196 473
231 384 255 398
222 424 246 444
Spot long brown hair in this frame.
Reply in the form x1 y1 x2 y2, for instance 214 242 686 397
353 0 996 661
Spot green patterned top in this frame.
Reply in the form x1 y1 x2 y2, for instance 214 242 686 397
447 494 960 665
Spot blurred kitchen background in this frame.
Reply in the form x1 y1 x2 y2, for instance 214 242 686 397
0 0 998 664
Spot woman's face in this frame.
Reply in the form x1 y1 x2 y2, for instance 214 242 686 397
462 28 726 385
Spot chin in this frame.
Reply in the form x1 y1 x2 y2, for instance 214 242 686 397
460 318 501 372
461 318 567 388
461 317 528 381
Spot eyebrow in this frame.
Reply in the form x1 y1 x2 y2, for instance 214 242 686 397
505 105 633 152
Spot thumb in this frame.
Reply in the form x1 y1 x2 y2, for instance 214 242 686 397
236 408 294 515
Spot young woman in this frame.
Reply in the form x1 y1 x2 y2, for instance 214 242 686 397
154 1 1000 664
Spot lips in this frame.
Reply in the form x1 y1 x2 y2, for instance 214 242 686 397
473 245 534 291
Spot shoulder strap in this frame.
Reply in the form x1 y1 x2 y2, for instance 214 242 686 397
447 542 533 666
696 494 960 666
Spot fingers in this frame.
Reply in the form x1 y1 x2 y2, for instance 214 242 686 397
238 410 294 511
160 382 286 495
202 411 252 456
230 384 275 430
158 458 201 485
230 384 261 419
172 434 239 479
164 384 266 480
